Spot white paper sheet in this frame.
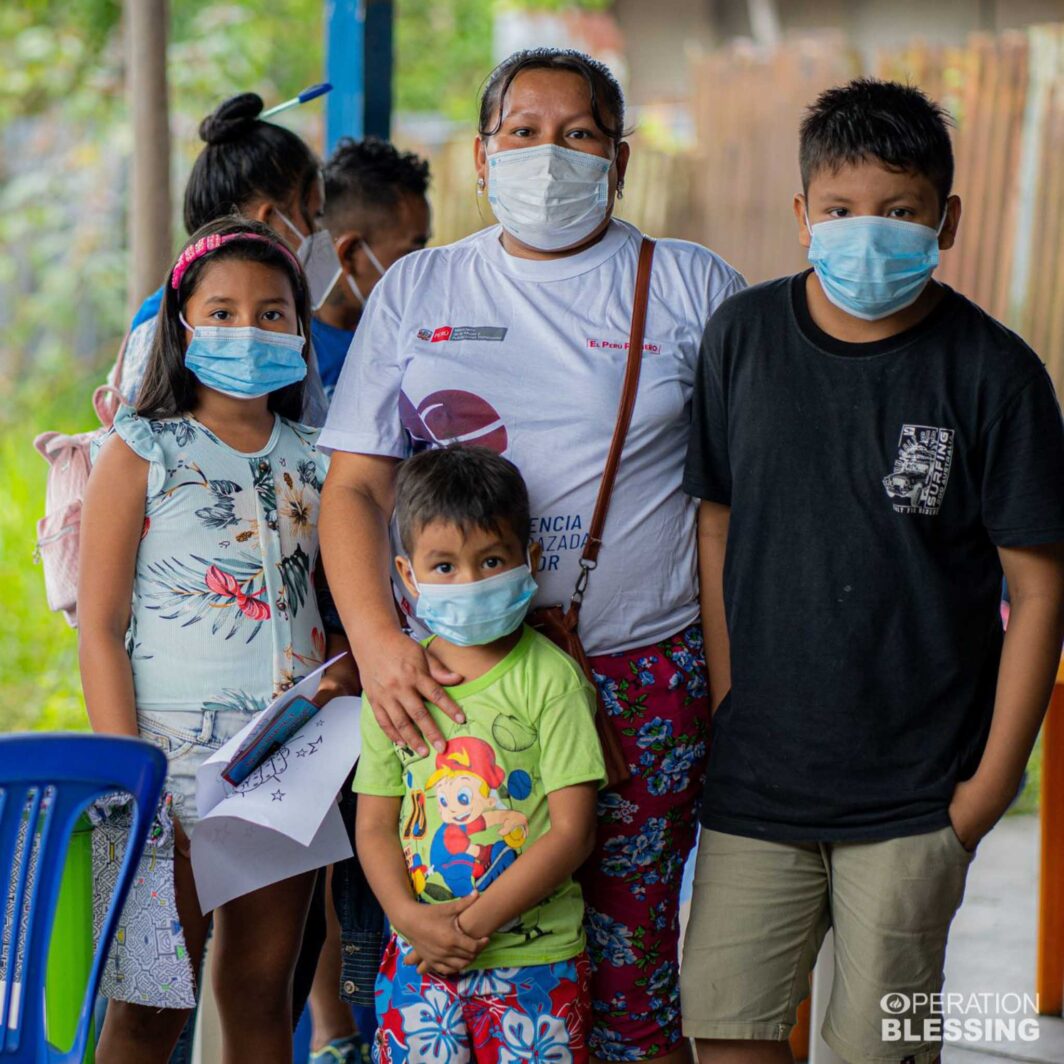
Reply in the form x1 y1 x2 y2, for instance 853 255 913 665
190 672 361 913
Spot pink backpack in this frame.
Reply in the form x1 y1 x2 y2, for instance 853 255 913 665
34 341 129 627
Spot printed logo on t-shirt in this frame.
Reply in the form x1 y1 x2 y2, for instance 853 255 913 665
882 424 955 516
399 389 509 454
586 338 661 354
416 325 508 343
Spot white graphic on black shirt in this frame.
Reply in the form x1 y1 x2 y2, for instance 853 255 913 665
882 424 955 515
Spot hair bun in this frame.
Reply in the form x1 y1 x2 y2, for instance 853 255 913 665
199 93 264 146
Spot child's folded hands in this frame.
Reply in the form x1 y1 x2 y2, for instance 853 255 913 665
398 891 490 975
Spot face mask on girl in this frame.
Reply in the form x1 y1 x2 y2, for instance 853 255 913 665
180 315 306 399
806 211 947 321
346 241 387 307
486 144 612 252
411 559 537 647
276 208 343 311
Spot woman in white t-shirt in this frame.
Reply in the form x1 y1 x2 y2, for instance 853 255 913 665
320 48 743 1064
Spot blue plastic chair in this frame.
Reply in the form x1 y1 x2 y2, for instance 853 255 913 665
0 734 166 1063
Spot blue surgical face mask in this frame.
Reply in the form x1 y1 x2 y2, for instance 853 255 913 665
412 560 537 647
806 212 946 321
181 315 306 399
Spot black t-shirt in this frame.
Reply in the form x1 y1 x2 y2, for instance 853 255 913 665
683 272 1064 842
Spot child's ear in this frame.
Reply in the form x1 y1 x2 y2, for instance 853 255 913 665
939 195 962 251
528 540 542 574
395 555 419 597
793 193 812 249
335 232 363 275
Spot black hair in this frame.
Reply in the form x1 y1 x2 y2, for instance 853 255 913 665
800 78 955 207
479 48 627 147
395 446 531 554
137 216 312 421
183 93 321 234
323 136 430 233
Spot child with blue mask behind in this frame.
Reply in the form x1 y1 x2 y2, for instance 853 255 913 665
681 77 1064 1064
353 445 605 1064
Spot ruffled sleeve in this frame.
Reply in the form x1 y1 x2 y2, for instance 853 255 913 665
286 419 330 488
111 405 167 496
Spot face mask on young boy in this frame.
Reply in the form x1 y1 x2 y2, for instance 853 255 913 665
806 212 947 321
487 144 611 252
412 560 538 647
276 209 343 310
181 315 307 399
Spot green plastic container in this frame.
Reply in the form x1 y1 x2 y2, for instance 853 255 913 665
45 816 94 1062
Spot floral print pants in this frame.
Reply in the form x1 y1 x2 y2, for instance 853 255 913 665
582 624 709 1061
373 934 590 1064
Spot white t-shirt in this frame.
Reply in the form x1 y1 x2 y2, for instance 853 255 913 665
321 219 744 655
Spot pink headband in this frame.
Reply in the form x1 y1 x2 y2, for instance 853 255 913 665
170 232 302 290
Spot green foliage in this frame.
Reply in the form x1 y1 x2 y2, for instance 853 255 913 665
394 0 495 119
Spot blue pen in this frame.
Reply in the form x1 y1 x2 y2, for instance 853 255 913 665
261 82 333 119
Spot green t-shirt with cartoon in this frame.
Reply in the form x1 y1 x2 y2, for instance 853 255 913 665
353 624 606 968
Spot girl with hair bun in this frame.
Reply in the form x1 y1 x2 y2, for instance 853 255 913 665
113 92 333 425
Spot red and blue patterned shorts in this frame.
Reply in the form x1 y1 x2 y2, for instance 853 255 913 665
582 623 710 1061
373 934 591 1064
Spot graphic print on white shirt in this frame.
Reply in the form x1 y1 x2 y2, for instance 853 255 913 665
321 220 744 655
882 424 956 515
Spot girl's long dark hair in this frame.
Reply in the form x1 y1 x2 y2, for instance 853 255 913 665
136 217 312 422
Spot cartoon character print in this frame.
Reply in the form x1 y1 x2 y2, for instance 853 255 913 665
414 736 529 900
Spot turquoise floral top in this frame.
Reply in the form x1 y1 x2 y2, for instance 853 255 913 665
102 405 329 712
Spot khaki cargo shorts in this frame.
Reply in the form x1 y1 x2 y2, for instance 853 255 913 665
680 825 974 1064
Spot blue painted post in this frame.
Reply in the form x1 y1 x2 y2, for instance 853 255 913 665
326 0 365 152
325 0 394 152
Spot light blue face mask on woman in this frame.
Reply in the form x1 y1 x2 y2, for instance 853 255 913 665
181 317 307 399
413 562 538 647
806 213 946 321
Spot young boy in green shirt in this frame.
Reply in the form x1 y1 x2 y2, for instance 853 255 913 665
354 445 605 1064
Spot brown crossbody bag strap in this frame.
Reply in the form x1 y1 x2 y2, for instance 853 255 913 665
529 235 656 788
568 234 656 626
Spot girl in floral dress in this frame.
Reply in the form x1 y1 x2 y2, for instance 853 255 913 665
79 217 358 1064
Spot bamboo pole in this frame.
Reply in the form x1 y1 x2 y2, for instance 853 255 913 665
126 0 172 316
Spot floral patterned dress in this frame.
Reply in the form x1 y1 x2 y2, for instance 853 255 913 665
115 405 329 709
90 405 329 1008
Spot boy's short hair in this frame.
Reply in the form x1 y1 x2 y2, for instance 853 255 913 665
800 78 955 207
395 446 531 554
323 136 430 234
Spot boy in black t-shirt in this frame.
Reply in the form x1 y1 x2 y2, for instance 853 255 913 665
681 78 1064 1064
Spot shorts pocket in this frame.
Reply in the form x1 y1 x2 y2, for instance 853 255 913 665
138 714 205 761
945 822 976 860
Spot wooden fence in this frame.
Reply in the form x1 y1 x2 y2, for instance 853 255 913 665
427 24 1064 391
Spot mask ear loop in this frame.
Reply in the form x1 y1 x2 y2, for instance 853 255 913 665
346 241 386 307
274 207 304 242
346 274 367 307
361 241 387 277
